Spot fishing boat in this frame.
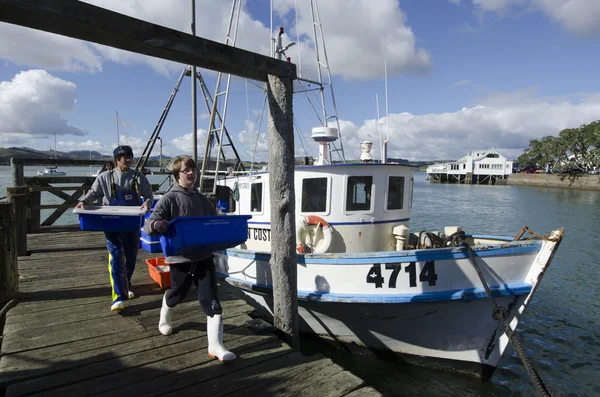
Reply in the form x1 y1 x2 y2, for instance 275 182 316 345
209 132 563 378
160 0 565 379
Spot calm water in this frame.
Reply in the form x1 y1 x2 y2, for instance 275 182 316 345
1 167 599 396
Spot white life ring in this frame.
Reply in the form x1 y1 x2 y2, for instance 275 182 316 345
296 215 333 254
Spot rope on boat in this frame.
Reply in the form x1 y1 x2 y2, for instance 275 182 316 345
513 226 562 242
415 230 466 249
463 243 554 397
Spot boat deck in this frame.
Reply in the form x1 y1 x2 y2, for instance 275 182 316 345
0 231 379 396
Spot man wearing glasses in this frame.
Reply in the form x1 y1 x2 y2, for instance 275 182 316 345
76 145 154 311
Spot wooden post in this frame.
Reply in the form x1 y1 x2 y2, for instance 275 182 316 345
267 74 299 350
0 202 19 307
27 189 41 230
10 157 24 186
7 187 29 256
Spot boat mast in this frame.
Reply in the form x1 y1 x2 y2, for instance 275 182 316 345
115 111 120 145
191 0 198 178
307 0 345 163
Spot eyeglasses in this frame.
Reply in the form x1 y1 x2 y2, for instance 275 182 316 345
180 168 197 175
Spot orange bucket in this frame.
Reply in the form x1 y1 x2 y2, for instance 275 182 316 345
146 257 171 288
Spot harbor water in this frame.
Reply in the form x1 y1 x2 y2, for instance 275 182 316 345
1 167 599 396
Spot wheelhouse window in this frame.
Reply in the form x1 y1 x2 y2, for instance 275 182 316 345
301 177 328 213
387 176 404 210
346 176 372 211
250 183 262 212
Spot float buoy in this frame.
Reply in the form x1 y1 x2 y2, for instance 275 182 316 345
296 215 333 254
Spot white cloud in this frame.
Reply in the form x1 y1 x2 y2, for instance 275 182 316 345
54 140 109 154
336 88 600 161
533 0 600 37
472 0 527 13
469 0 600 37
0 70 87 143
0 0 430 81
0 23 103 73
452 79 472 87
275 0 431 80
170 129 208 157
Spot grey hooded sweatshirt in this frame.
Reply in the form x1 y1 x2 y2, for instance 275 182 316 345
144 184 216 264
79 169 153 206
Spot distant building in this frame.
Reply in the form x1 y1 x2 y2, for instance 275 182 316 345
426 150 513 185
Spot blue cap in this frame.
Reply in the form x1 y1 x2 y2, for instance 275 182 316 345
113 145 133 160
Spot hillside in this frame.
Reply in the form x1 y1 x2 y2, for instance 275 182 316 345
0 147 171 166
0 146 448 168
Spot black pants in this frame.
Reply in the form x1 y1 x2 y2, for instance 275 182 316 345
165 256 223 317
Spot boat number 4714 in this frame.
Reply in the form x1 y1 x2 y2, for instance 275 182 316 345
366 261 438 288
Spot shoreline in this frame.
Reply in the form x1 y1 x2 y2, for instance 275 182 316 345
506 173 600 191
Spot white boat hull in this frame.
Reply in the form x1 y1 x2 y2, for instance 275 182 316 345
214 231 563 378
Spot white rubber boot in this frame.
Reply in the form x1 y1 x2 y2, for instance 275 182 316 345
207 314 236 362
158 292 172 336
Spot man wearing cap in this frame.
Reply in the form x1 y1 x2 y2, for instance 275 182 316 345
76 145 153 311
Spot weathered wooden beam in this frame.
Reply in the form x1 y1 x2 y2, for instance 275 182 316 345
41 189 83 226
266 75 298 349
27 191 41 230
12 158 107 167
7 187 29 256
0 202 19 307
24 176 95 185
27 186 90 192
0 0 297 82
10 158 24 186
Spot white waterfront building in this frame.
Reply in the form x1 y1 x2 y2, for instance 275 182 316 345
426 150 513 184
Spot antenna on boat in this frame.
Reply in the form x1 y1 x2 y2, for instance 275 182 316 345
376 94 383 163
383 59 389 164
116 111 120 145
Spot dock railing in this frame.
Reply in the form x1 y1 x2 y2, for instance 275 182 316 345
7 157 107 256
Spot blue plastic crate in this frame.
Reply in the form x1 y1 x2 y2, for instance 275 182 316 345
141 229 161 242
141 237 163 253
160 215 252 257
143 195 163 220
73 206 146 232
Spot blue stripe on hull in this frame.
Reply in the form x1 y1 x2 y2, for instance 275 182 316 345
218 274 532 303
249 217 411 226
220 240 541 265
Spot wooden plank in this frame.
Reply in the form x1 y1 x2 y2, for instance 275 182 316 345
28 186 89 192
34 203 80 210
91 339 290 397
12 158 107 167
4 321 258 396
283 369 366 397
162 352 319 397
0 310 253 388
0 0 296 82
344 387 383 397
31 334 280 397
0 311 147 355
24 176 95 184
238 356 339 396
26 224 84 235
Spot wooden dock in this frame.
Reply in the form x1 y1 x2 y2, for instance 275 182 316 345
0 231 379 396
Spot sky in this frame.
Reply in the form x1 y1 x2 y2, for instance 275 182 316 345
1 0 600 162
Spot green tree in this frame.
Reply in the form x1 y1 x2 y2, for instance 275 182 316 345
519 120 600 172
